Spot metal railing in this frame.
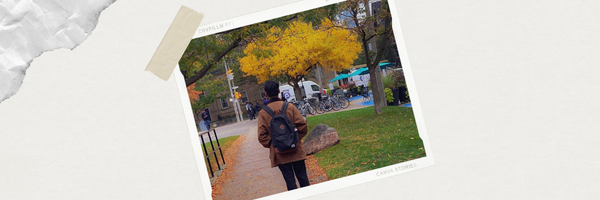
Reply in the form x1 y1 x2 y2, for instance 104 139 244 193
199 129 225 177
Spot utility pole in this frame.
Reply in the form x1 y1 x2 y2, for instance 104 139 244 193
233 86 244 121
223 59 242 122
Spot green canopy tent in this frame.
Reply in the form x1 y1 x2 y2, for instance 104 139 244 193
351 67 369 76
330 73 352 82
355 62 397 75
379 62 396 70
331 62 397 82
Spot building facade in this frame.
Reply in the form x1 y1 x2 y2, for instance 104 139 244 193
204 69 337 124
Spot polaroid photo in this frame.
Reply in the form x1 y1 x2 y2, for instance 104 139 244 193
174 0 434 199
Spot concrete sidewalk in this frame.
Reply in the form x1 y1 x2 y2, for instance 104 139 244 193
215 127 287 200
211 119 258 140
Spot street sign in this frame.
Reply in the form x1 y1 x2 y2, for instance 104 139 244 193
283 90 291 99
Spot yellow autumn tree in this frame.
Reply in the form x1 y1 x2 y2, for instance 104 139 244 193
239 19 362 99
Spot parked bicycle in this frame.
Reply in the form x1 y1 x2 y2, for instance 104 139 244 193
331 95 350 109
320 94 341 111
292 98 317 117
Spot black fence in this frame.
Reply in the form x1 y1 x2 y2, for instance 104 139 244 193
199 129 225 177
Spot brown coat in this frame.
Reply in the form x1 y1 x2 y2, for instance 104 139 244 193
258 99 308 167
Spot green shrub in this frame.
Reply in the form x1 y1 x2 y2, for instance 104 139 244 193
384 88 394 103
326 88 332 96
388 70 406 88
382 75 395 89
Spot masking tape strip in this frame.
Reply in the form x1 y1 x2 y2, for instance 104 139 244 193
145 6 204 81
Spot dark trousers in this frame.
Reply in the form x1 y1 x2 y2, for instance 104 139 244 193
204 120 210 130
277 160 310 191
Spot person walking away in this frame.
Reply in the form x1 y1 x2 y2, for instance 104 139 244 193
246 102 254 120
257 81 310 191
249 101 255 119
201 109 210 131
254 100 262 113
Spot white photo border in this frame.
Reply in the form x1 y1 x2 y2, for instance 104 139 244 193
175 0 435 199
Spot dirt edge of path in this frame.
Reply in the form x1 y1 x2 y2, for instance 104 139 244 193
211 133 248 199
306 154 330 185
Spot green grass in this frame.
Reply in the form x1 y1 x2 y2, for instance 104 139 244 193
202 135 240 175
306 106 425 179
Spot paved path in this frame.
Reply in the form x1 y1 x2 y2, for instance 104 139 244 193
210 119 258 140
215 127 288 200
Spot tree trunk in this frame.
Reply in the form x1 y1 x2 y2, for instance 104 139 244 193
376 67 387 108
368 65 383 114
289 77 303 101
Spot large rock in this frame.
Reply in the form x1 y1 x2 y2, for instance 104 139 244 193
303 124 340 155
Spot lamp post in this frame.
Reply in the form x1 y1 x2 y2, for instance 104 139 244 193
223 59 243 122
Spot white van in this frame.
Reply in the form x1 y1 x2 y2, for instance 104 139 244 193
347 69 370 88
279 81 322 102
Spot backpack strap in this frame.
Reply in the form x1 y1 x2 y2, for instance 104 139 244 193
262 105 275 117
281 102 289 115
262 102 289 117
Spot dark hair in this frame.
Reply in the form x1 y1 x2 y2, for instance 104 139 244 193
264 81 279 97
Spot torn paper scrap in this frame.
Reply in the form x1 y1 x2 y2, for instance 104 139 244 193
0 0 116 103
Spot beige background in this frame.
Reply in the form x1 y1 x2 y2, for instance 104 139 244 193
1 0 598 199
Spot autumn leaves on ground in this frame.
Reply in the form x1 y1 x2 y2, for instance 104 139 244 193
210 106 423 199
210 134 329 200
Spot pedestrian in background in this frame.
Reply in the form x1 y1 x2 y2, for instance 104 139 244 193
246 101 255 120
254 100 262 113
201 109 210 131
